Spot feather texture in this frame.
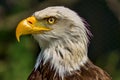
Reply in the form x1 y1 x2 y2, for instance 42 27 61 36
28 60 111 80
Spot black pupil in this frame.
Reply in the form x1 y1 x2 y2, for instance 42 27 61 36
50 18 53 22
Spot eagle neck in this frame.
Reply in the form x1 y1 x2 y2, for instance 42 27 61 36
35 38 88 78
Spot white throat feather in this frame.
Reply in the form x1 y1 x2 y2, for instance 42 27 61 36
34 33 89 78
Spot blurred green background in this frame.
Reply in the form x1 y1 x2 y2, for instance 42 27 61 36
0 0 120 80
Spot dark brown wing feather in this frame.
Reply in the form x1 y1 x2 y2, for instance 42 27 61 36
28 60 112 80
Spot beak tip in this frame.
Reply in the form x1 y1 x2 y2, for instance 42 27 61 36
16 34 20 42
16 37 20 42
18 39 20 42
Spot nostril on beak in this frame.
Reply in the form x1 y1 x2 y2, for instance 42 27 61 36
26 16 36 25
28 20 33 24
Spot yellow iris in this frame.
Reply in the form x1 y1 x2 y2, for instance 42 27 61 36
47 17 56 24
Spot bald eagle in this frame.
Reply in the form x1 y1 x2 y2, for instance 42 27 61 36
16 6 111 80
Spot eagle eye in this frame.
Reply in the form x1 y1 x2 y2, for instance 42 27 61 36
46 17 56 24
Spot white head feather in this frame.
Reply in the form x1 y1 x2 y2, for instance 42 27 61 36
32 6 91 78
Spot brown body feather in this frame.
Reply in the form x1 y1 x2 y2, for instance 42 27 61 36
28 60 111 80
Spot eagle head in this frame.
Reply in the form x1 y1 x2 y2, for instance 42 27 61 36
16 6 91 77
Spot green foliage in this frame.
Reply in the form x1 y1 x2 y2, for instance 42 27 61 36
0 37 36 80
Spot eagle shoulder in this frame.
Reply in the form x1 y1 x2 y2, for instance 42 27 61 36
28 60 111 80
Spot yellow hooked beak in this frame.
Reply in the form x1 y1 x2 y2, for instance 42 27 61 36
16 16 51 42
